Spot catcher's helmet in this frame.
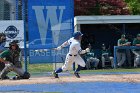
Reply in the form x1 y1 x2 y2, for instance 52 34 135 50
9 40 19 49
73 31 83 38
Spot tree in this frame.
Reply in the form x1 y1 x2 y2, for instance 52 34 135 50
74 0 97 16
125 0 140 15
74 0 131 16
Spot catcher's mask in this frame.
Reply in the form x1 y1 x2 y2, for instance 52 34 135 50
9 40 19 50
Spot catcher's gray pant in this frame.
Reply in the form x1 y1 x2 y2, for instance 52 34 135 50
102 56 114 68
126 49 131 66
0 62 5 71
132 51 140 67
86 57 99 69
0 63 24 79
117 52 126 66
62 53 85 71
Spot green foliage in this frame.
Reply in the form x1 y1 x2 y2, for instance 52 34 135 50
74 0 131 16
125 0 140 15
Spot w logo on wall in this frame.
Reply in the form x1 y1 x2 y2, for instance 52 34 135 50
0 20 24 48
28 0 74 63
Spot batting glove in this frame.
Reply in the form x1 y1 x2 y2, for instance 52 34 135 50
56 46 62 50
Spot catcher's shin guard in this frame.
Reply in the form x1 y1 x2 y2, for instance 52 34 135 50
13 72 30 80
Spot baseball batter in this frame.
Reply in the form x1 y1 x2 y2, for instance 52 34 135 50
53 32 90 78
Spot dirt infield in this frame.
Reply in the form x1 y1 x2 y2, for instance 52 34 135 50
1 74 140 86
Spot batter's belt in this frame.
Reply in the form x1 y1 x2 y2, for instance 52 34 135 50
69 54 77 56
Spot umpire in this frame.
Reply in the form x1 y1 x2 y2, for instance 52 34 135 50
0 40 30 80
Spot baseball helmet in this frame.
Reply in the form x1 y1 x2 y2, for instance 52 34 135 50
121 34 126 38
73 31 83 38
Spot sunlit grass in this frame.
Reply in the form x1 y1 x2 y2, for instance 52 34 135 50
27 63 140 74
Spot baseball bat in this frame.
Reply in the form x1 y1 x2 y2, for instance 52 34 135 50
34 48 57 52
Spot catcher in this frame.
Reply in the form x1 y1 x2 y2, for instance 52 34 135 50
0 40 30 80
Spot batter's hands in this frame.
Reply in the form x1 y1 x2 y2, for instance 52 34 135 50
53 46 62 51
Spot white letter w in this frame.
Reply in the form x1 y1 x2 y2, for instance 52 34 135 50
32 6 65 45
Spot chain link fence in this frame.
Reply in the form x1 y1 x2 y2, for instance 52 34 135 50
0 0 23 20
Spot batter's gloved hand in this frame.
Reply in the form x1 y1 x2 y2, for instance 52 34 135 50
85 48 90 53
56 46 62 50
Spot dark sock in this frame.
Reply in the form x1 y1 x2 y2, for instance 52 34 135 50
75 65 82 73
55 68 63 73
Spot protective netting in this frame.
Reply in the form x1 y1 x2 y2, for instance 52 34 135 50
0 0 23 20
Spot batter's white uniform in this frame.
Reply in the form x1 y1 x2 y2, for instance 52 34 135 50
58 37 87 71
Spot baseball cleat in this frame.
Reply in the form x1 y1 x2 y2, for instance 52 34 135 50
12 75 22 80
53 71 59 78
74 72 80 78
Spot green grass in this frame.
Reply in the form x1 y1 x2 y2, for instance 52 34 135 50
28 63 53 73
27 63 140 74
80 68 140 74
8 63 53 76
8 63 140 77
